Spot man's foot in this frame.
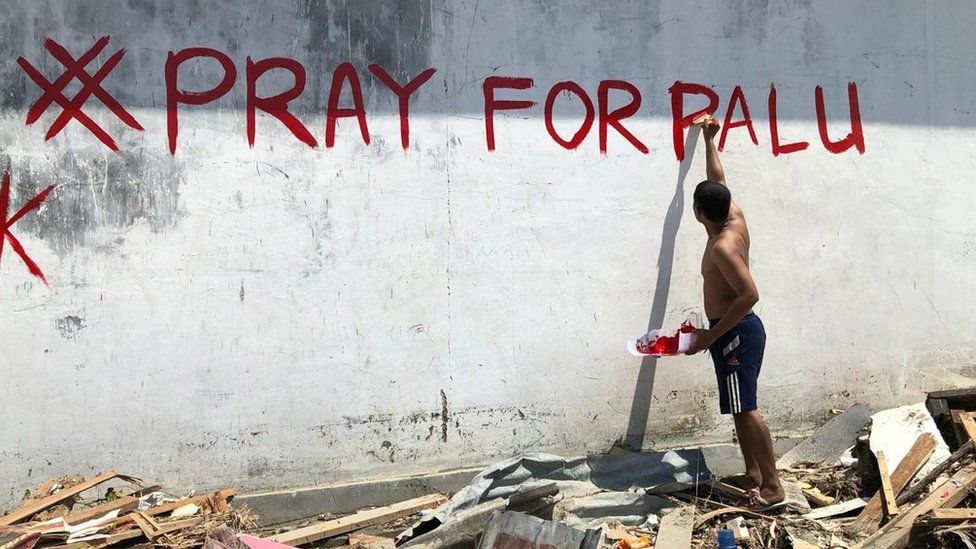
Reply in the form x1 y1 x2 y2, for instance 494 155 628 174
746 483 787 511
722 473 762 490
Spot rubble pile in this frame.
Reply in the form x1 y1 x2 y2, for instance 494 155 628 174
7 388 976 548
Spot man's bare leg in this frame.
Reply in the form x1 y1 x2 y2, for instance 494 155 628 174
730 414 763 490
734 410 784 504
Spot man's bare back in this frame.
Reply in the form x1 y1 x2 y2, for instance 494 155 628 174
702 203 751 320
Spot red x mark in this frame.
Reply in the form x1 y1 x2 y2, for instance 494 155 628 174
17 36 143 151
0 171 57 286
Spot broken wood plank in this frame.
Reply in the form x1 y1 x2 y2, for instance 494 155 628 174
860 464 976 549
802 487 835 507
64 496 140 525
656 507 694 549
51 528 143 549
129 512 159 541
801 498 869 520
918 508 976 524
124 485 160 498
707 480 748 501
896 439 972 505
693 505 775 528
927 387 976 401
960 412 976 442
876 452 900 519
775 404 872 469
144 489 236 517
851 433 936 533
269 494 446 546
0 472 120 526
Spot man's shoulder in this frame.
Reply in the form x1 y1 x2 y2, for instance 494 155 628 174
711 230 746 257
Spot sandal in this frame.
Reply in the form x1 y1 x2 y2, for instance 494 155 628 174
745 487 790 512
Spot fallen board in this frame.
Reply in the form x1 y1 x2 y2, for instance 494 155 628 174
860 464 976 549
801 498 869 520
0 472 120 526
776 405 872 469
918 508 976 524
897 439 973 505
851 433 936 533
868 404 950 483
875 452 899 518
270 494 447 546
694 506 775 528
656 507 694 549
65 496 140 525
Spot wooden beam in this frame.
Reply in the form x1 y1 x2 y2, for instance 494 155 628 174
269 494 446 546
707 480 748 500
960 412 976 442
898 439 973 505
802 488 835 507
875 452 900 519
143 489 236 517
860 464 976 549
656 507 694 549
693 505 775 528
927 387 976 400
65 496 140 525
851 433 937 533
0 472 119 526
919 508 976 524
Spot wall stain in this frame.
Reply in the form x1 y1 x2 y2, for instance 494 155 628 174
6 149 183 255
440 388 449 442
54 315 86 339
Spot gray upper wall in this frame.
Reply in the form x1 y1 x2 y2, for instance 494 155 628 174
1 0 973 125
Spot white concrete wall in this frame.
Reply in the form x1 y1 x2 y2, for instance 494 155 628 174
2 0 976 505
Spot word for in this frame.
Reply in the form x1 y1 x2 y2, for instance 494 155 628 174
17 38 865 159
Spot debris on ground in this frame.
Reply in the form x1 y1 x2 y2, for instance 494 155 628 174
11 389 976 548
0 473 254 549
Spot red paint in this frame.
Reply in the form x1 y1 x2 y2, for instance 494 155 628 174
0 171 56 287
633 322 696 356
768 83 809 156
24 37 110 125
166 47 237 155
544 81 594 149
246 57 317 148
718 85 758 151
368 65 437 150
483 76 535 151
598 80 648 154
669 81 719 161
816 82 865 154
326 63 371 148
17 37 142 152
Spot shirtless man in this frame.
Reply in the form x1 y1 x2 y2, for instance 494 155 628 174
685 120 785 509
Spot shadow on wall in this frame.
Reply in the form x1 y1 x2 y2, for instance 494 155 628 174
622 125 701 450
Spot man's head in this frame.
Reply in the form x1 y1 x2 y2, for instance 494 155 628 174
693 180 731 224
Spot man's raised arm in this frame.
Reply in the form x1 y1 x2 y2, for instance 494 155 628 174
703 121 726 185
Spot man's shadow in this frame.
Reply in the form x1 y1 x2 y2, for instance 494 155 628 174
621 125 702 450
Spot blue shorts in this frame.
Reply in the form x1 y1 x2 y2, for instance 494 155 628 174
709 313 766 415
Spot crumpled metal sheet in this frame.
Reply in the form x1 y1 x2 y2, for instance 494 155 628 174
555 490 675 529
397 450 711 544
476 511 592 549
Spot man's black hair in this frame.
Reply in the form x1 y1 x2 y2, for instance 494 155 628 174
693 180 731 222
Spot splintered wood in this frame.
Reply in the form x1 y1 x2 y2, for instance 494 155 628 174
0 472 252 549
